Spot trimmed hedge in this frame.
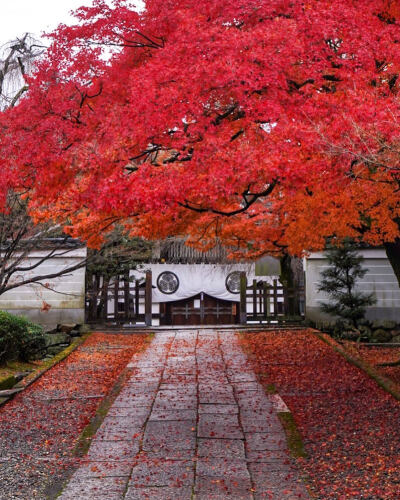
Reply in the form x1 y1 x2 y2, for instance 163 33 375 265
0 311 45 363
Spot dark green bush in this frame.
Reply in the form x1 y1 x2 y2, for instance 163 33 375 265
317 239 376 328
0 311 45 363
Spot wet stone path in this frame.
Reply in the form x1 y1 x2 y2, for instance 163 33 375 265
60 330 309 499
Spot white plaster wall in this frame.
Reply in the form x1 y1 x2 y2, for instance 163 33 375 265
0 247 87 328
305 249 400 322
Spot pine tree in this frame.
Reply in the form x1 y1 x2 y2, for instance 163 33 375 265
317 240 376 327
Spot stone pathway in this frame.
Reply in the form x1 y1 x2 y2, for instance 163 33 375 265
59 330 309 499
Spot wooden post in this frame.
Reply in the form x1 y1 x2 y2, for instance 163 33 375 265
293 288 298 316
239 272 247 325
273 279 278 318
287 286 296 316
283 285 289 316
134 279 140 320
252 279 257 322
114 277 119 321
88 273 98 323
200 292 205 324
145 270 152 326
263 281 269 321
124 272 130 321
101 278 109 321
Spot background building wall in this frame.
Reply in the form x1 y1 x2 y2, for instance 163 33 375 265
305 249 400 323
0 247 87 329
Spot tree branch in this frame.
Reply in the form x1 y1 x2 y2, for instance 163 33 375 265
178 180 278 216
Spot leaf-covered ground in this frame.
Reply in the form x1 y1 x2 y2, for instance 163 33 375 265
0 332 148 500
343 342 400 389
240 329 400 499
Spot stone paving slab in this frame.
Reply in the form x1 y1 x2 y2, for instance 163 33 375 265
87 439 139 461
128 458 194 488
245 431 289 452
198 403 238 414
198 413 243 439
73 460 132 479
142 420 197 452
194 476 253 500
149 408 197 421
125 486 193 500
106 406 149 419
59 476 128 499
197 438 246 459
60 329 310 499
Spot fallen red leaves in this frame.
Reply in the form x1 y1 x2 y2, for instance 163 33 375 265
0 332 148 498
240 329 400 499
343 342 400 390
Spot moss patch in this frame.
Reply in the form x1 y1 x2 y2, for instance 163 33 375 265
0 360 39 382
264 383 277 394
0 375 17 390
278 412 307 459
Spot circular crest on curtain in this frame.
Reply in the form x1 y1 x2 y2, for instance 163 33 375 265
225 271 243 294
157 271 180 294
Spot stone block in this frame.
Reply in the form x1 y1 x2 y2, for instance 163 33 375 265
372 320 397 330
57 323 78 333
371 329 392 343
47 345 68 356
44 332 71 347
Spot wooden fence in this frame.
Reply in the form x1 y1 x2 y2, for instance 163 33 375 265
85 271 153 326
240 273 304 325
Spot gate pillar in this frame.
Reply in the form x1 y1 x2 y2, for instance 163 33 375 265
239 271 247 325
145 270 153 326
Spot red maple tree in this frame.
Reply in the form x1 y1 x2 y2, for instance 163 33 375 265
1 0 399 279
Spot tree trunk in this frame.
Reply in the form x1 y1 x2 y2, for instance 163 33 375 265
384 237 400 288
382 223 400 365
279 254 295 288
280 254 296 315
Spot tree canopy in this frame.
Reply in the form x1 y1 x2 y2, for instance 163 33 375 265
0 0 399 265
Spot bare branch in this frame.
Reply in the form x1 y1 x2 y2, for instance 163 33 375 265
178 180 278 216
0 33 45 110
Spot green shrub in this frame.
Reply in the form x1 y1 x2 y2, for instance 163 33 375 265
0 311 45 363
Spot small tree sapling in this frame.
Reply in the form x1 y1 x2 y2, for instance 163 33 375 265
317 240 376 329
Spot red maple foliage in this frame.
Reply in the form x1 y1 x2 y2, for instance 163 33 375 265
0 332 148 498
241 329 400 499
0 0 399 259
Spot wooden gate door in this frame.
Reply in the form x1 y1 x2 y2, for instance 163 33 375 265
161 293 239 326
